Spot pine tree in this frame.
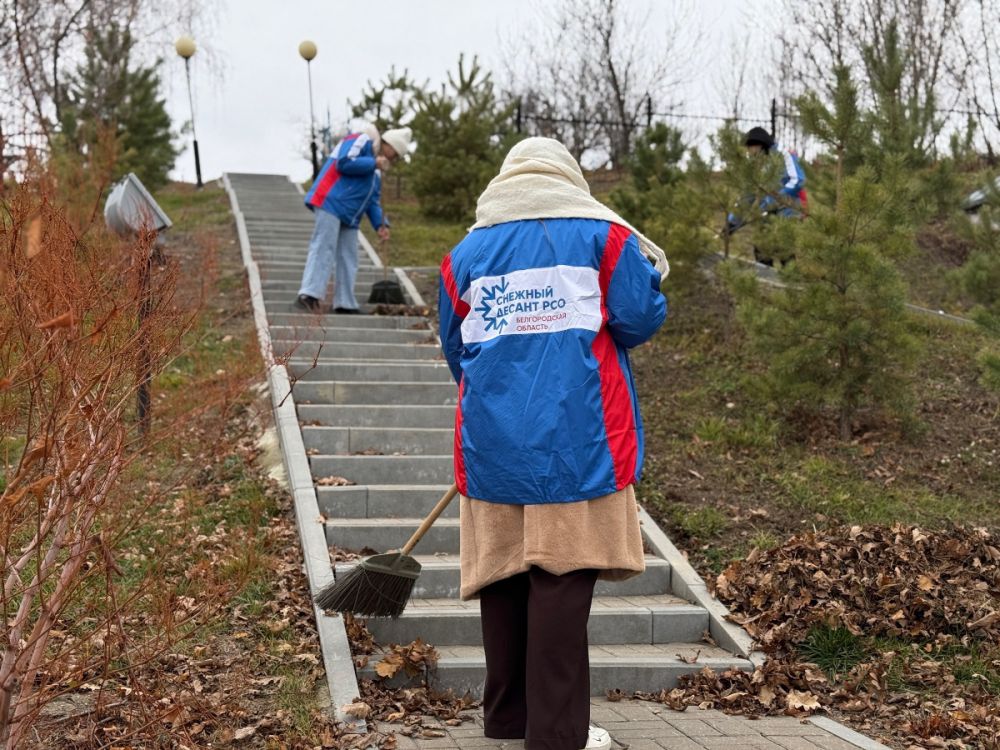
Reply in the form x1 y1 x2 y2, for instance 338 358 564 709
861 20 939 168
408 55 516 221
609 124 711 291
796 65 869 201
59 24 178 190
349 67 422 133
726 71 920 440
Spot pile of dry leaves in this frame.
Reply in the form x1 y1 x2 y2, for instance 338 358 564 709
341 617 479 739
638 524 1000 748
716 524 1000 653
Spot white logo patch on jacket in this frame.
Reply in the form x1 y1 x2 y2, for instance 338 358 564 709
460 265 602 344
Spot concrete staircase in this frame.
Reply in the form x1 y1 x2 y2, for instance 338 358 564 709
224 172 755 699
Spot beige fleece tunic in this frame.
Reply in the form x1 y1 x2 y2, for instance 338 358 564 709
459 484 645 600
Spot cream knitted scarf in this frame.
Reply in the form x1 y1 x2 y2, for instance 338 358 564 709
470 137 670 280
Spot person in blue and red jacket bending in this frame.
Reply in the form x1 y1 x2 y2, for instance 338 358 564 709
439 137 668 750
295 124 411 314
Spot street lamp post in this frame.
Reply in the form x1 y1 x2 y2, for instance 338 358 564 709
175 35 203 188
299 40 319 180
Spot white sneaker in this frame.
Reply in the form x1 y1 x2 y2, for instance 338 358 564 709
583 724 611 750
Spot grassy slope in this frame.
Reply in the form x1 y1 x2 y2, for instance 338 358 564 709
632 274 1000 576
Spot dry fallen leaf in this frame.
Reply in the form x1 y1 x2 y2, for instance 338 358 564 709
341 701 372 719
785 689 821 711
375 652 405 679
316 475 356 486
233 722 261 740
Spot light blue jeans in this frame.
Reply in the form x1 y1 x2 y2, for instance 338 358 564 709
298 208 360 310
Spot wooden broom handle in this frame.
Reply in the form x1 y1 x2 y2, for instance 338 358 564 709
401 483 458 555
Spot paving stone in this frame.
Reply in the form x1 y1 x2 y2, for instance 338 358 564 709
651 738 710 750
601 721 683 733
666 719 724 737
769 739 826 750
611 740 664 750
413 738 459 749
704 718 770 735
607 727 684 739
447 727 495 737
811 737 865 750
448 738 519 748
590 706 627 722
611 704 668 720
750 721 828 737
697 740 783 749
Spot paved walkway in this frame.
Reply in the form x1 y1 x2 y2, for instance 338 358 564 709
383 699 887 750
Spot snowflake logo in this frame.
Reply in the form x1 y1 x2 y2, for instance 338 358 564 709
476 277 510 333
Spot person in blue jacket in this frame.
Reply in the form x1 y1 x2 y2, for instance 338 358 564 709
439 137 668 750
295 125 411 313
725 127 807 265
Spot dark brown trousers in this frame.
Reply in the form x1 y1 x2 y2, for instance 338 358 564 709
479 567 599 750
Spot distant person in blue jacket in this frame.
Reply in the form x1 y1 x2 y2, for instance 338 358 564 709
439 137 669 750
725 127 807 265
295 125 411 313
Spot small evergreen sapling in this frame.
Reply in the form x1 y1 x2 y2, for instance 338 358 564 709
408 55 516 222
727 167 920 439
58 24 178 190
727 62 920 440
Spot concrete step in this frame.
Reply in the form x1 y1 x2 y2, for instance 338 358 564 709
273 339 442 361
317 484 456 519
298 404 454 428
358 644 754 697
259 267 400 281
304 426 454 456
287 360 451 383
254 253 378 268
272 326 433 345
259 273 392 286
326 517 460 553
253 254 379 267
363 595 707 647
310 454 452 485
271 313 430 330
262 270 388 282
294 380 457 405
265 297 404 315
333 554 672 598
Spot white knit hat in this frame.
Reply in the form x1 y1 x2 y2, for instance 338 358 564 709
381 127 412 158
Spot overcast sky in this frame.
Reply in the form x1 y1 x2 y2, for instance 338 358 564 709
162 0 767 184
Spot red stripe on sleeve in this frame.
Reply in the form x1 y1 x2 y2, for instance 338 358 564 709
454 377 468 496
598 224 631 322
592 223 638 488
308 161 340 208
441 253 470 318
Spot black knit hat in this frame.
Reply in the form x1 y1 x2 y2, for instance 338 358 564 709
744 127 774 150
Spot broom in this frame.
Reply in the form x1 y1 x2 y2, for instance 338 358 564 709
314 483 458 617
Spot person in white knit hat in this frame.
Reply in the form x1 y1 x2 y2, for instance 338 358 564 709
297 125 412 314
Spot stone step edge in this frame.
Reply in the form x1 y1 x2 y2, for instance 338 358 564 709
359 597 704 618
222 172 364 731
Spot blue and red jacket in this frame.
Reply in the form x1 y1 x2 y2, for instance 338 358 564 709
774 143 807 211
304 131 387 229
439 218 667 505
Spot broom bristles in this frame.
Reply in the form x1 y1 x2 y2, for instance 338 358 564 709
314 564 416 618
